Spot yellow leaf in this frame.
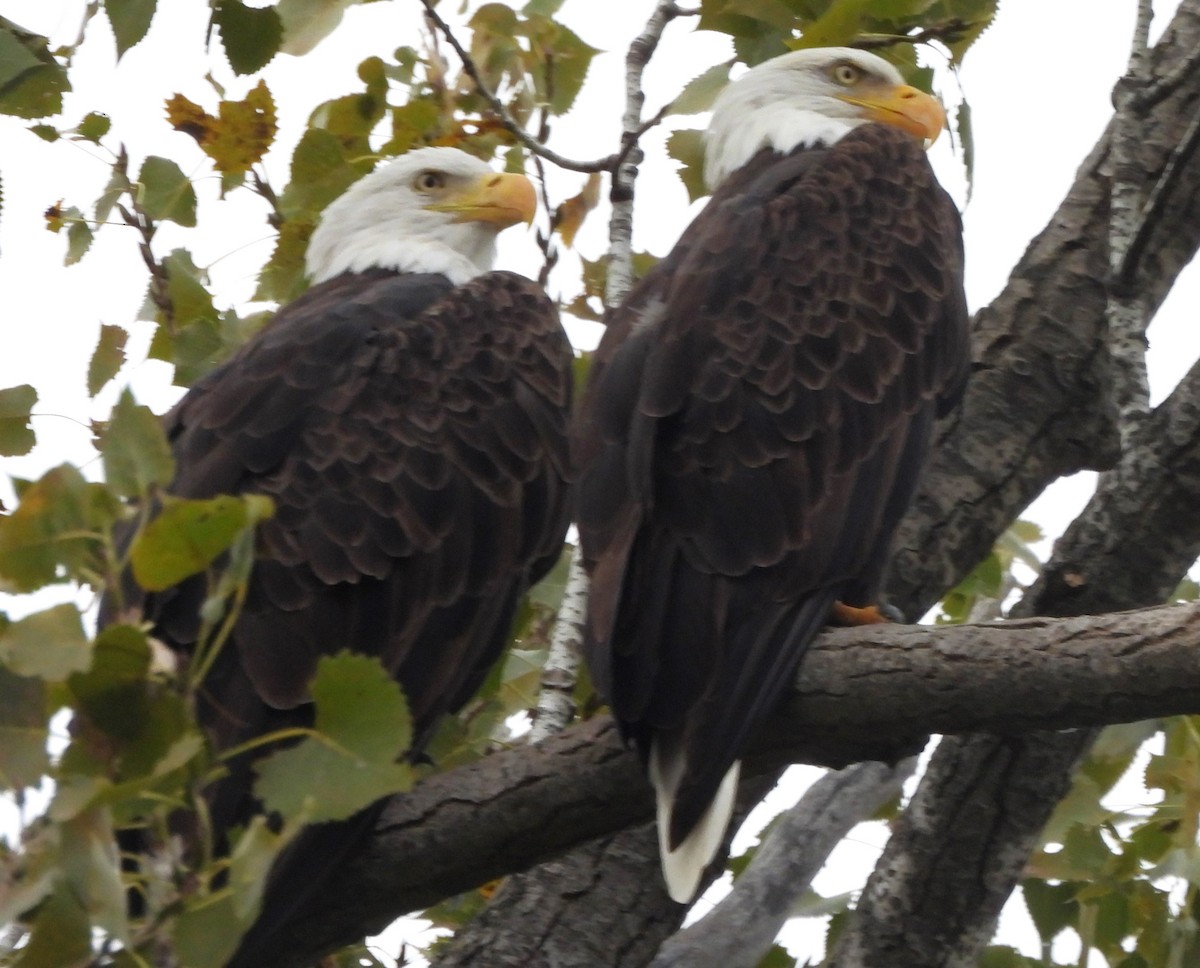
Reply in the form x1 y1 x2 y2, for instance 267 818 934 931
165 81 278 176
553 171 601 248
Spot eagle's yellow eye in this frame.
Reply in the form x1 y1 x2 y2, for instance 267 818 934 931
413 170 446 192
832 63 861 86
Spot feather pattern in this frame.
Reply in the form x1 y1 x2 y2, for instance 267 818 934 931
153 267 572 784
575 123 969 900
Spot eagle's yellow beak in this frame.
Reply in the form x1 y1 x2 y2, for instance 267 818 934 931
427 172 537 228
839 83 946 146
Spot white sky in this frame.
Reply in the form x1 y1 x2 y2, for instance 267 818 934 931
0 0 1195 964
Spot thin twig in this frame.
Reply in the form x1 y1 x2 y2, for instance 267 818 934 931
532 1 696 742
1118 99 1200 288
606 0 692 308
418 0 615 174
1106 0 1155 449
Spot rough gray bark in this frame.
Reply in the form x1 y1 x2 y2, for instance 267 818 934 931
828 298 1200 966
886 0 1200 618
432 772 782 968
821 2 1200 960
650 760 915 968
255 601 1200 967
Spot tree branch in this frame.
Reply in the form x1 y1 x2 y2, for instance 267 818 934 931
828 293 1200 968
259 601 1200 967
886 0 1200 620
417 0 615 174
1105 0 1156 447
651 759 916 968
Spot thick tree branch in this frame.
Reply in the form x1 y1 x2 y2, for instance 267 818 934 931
830 288 1200 967
260 602 1200 967
887 0 1200 618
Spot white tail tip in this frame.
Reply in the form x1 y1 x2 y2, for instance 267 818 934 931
648 746 741 904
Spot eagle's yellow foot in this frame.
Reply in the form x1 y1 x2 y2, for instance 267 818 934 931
831 601 892 626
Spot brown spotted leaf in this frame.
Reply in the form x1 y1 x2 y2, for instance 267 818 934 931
553 172 601 248
165 82 277 176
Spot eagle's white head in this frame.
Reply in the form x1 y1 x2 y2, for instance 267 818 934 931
305 146 536 285
704 47 946 190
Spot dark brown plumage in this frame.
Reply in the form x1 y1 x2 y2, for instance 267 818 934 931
111 147 572 958
574 49 970 903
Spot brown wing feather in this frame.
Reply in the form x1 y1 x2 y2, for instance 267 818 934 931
140 267 571 821
575 123 969 847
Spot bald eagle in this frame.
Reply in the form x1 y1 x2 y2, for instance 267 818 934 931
574 47 970 903
118 147 572 954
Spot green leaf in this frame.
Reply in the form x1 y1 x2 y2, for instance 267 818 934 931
0 665 50 789
522 17 599 116
0 23 40 88
254 653 414 822
212 0 283 75
0 603 91 681
137 155 197 227
173 893 247 968
278 127 370 218
226 815 287 922
144 248 227 384
104 0 157 58
11 882 92 968
58 805 128 941
386 97 441 155
94 165 127 225
75 110 111 143
276 0 357 56
667 128 708 203
0 822 57 927
0 23 69 119
99 388 174 498
130 494 273 591
671 62 732 115
254 738 412 824
88 324 128 397
956 99 974 202
312 652 413 760
64 209 93 265
0 383 37 456
254 218 313 303
0 464 119 592
755 944 797 968
1021 878 1079 944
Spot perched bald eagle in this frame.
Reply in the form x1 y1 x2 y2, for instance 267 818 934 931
117 147 572 955
574 47 970 903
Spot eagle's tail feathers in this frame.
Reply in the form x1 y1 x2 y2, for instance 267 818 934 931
649 742 740 904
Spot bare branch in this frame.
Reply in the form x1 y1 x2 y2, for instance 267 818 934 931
652 760 916 968
605 0 692 307
528 549 589 742
1117 100 1200 289
828 341 1200 968
417 0 615 174
1105 0 1156 448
